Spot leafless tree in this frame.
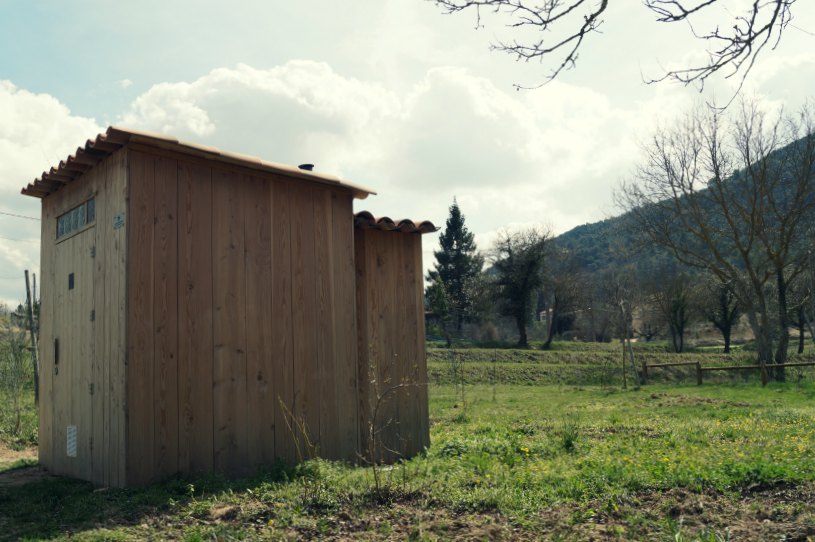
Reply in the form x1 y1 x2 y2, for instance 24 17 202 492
432 0 795 89
596 265 641 387
618 101 815 380
541 247 584 349
786 271 813 354
699 277 742 354
647 269 696 353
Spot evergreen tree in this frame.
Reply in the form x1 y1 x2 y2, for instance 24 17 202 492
426 199 484 332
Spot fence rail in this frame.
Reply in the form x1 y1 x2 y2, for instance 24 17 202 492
641 359 815 386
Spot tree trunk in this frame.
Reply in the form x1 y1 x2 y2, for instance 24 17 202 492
774 268 789 381
799 325 805 354
796 307 805 354
516 317 528 348
723 328 731 354
746 306 775 379
669 325 682 353
543 297 557 350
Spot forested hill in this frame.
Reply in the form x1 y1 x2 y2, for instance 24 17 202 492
554 132 815 279
552 214 677 278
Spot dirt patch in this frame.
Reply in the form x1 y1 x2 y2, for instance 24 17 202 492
0 442 36 465
0 465 51 488
210 504 239 522
288 503 533 541
538 482 815 541
645 393 751 408
0 444 49 487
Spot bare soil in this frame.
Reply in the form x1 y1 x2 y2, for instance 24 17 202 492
277 483 815 541
0 443 47 487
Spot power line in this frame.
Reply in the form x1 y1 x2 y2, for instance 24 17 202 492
0 235 39 244
0 211 40 221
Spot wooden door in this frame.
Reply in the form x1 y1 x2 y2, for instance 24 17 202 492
51 224 96 480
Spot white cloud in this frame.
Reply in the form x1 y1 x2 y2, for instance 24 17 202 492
117 78 133 89
0 81 101 304
116 61 709 281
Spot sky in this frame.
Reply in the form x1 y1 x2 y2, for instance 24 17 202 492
1 0 814 305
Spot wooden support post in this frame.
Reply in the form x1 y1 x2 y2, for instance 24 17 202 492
621 339 627 390
695 361 703 386
24 270 39 405
760 364 769 386
641 359 648 382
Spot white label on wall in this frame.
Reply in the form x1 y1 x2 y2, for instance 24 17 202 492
67 425 77 457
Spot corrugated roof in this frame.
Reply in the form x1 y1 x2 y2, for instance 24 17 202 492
354 211 438 234
21 126 376 199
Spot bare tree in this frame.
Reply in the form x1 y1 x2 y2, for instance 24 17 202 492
596 265 641 387
541 247 583 349
491 227 550 347
648 269 696 353
432 0 795 89
619 101 815 380
787 272 813 354
699 277 742 354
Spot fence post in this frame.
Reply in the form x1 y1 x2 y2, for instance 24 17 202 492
25 270 40 405
641 360 648 382
760 364 768 386
695 361 703 386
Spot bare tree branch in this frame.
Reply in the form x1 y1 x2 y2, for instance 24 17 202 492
432 0 796 90
434 0 610 88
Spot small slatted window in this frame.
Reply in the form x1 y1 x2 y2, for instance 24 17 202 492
57 198 95 240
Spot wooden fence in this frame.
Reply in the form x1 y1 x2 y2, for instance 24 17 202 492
641 360 815 386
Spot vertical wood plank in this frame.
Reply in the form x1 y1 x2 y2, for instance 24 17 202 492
244 175 275 468
315 189 337 458
110 149 129 487
77 219 95 482
392 234 412 459
290 185 319 457
38 196 55 473
374 231 398 462
48 185 71 477
271 181 296 464
56 229 73 477
330 193 358 461
90 162 108 486
212 169 248 475
126 151 156 485
153 156 179 479
403 234 426 456
354 228 371 460
177 160 214 475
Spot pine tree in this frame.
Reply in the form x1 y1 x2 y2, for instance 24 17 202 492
426 199 484 332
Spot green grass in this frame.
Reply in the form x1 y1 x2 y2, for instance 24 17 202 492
3 344 815 540
0 387 38 450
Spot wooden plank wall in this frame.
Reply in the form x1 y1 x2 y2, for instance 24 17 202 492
125 148 360 485
355 229 430 463
39 149 128 487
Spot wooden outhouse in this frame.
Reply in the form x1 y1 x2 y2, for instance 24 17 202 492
22 127 434 487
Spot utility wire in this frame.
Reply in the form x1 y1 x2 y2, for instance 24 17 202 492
0 211 40 221
0 235 39 243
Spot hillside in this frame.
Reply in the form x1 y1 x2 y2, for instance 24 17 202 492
553 133 815 279
553 214 675 278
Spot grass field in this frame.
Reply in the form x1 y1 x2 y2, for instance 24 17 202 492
2 343 815 540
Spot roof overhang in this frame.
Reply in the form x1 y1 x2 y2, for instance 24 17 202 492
21 126 377 200
354 211 438 234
